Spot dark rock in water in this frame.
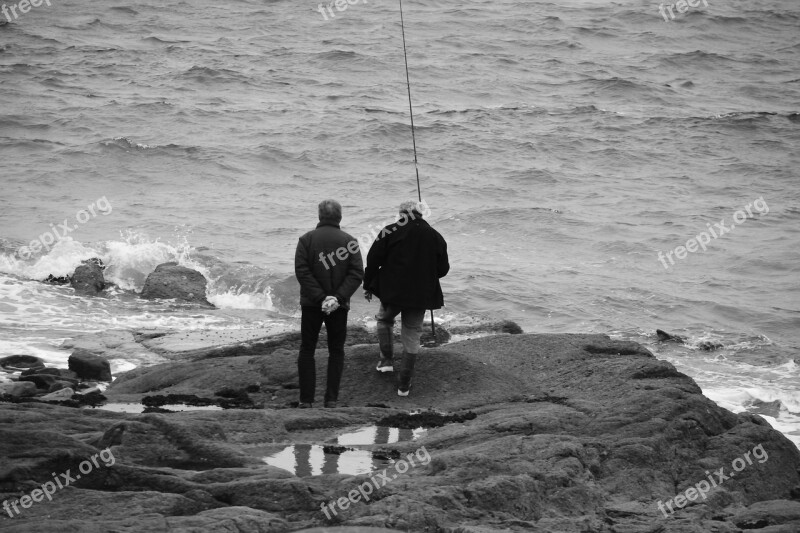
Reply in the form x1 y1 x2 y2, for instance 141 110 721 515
140 262 213 306
698 340 724 351
0 381 38 397
85 257 105 269
0 354 45 372
70 260 105 295
44 274 70 285
657 329 723 351
68 350 112 381
656 328 685 343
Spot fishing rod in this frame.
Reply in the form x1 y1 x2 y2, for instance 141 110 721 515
398 0 436 341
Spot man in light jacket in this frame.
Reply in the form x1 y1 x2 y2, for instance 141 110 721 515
295 199 364 408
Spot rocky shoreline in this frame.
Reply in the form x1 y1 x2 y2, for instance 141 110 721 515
2 326 799 532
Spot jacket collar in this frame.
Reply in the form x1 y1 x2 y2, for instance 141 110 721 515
316 218 340 229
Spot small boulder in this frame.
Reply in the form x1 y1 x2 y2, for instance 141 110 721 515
656 329 685 343
0 381 37 397
70 259 105 295
19 373 59 390
48 381 75 393
21 367 61 377
41 387 75 401
44 274 70 285
698 340 724 351
68 350 112 382
0 354 45 372
140 262 213 306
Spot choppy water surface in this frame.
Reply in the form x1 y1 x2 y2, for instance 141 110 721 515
1 0 798 446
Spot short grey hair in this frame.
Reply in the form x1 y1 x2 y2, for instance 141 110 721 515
318 199 342 222
399 200 423 217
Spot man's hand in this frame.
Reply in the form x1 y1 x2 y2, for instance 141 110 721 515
364 291 373 302
322 296 339 315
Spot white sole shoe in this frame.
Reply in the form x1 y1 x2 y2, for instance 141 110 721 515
376 360 394 372
397 389 409 397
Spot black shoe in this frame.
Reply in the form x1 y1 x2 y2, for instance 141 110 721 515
298 402 313 409
324 401 337 408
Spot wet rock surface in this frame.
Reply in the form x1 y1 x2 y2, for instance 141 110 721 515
140 262 214 307
70 259 106 295
1 331 798 532
68 350 112 382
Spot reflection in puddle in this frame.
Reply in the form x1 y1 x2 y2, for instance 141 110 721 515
336 425 426 445
83 403 223 413
264 425 427 476
264 444 382 476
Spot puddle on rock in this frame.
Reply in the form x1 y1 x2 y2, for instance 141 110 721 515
335 425 426 445
264 444 386 476
264 424 427 476
83 403 223 414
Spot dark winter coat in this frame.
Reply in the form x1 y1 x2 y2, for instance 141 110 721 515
364 216 449 309
295 220 364 309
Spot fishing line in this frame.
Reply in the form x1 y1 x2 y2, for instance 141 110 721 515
398 0 436 339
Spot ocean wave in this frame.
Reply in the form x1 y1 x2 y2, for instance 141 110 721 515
109 6 139 15
427 103 543 116
0 117 50 130
141 36 192 44
314 49 361 61
181 65 255 85
644 111 794 127
659 50 735 67
0 231 284 312
98 137 199 155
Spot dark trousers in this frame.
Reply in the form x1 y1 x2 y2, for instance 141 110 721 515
298 305 348 404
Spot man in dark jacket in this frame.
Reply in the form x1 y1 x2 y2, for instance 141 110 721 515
295 199 364 408
363 200 449 396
